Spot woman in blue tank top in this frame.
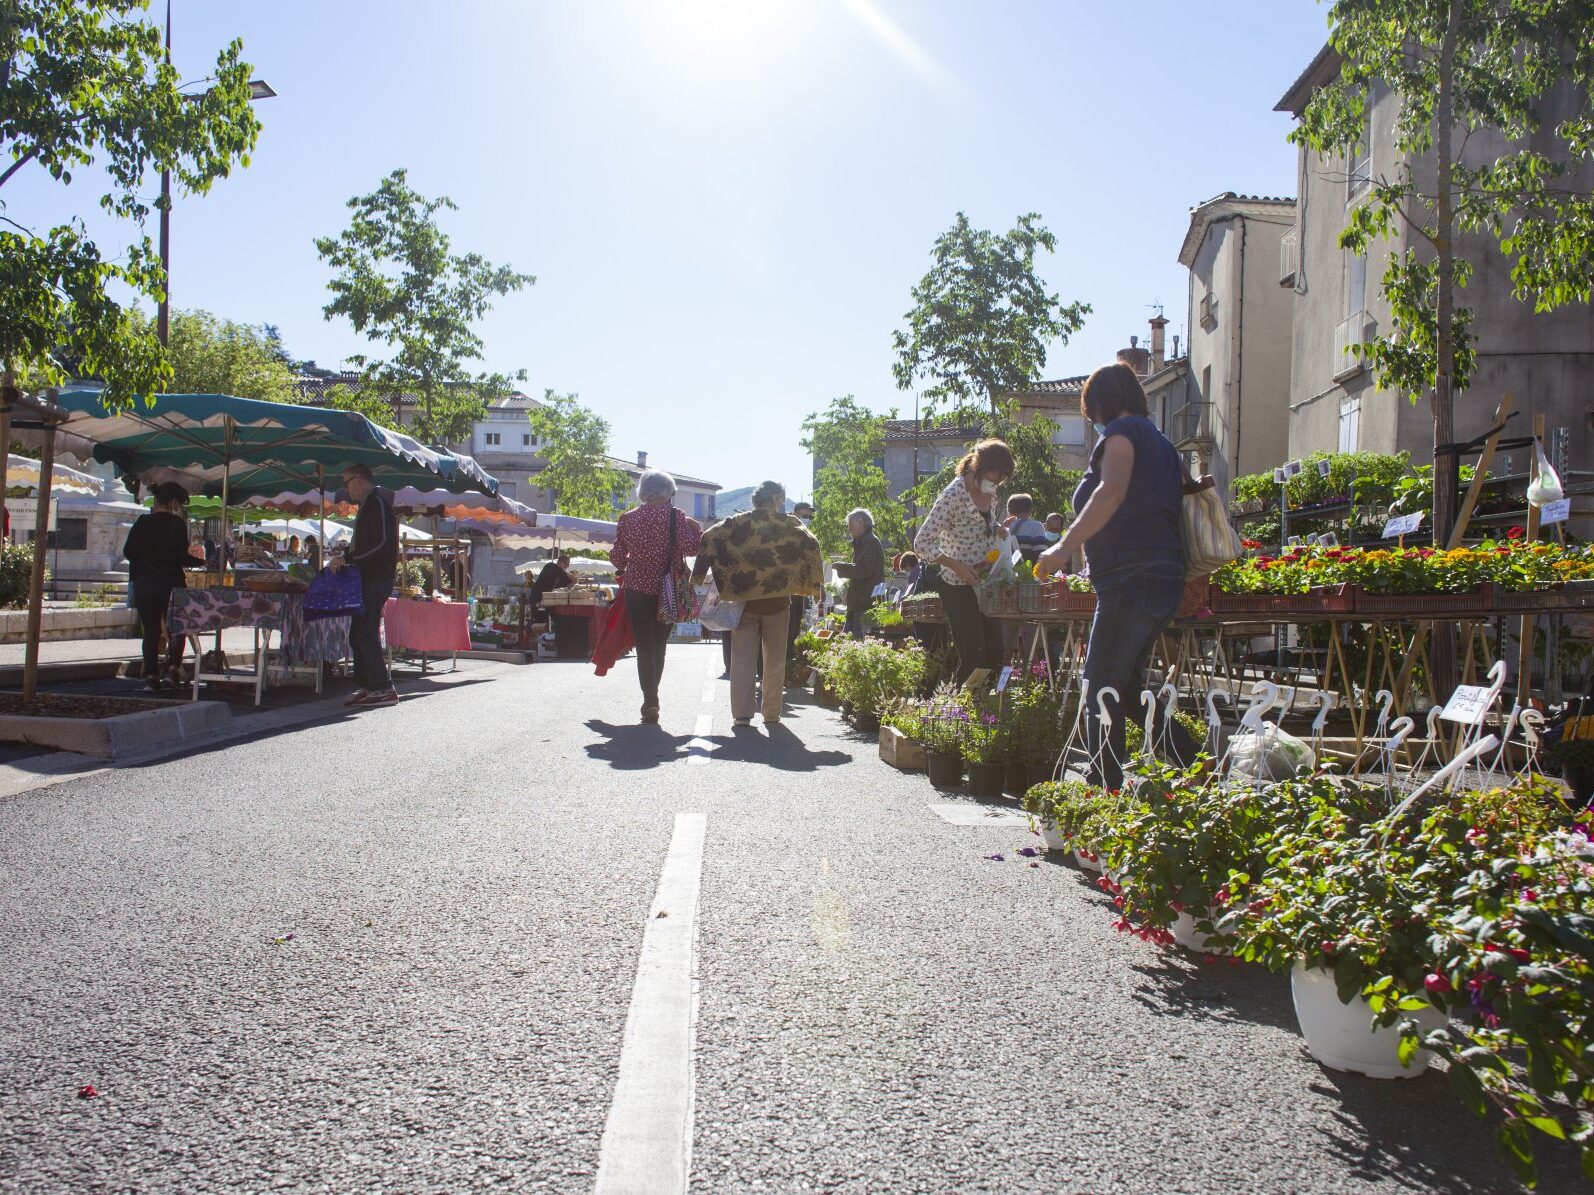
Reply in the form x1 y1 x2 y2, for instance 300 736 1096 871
1037 363 1199 788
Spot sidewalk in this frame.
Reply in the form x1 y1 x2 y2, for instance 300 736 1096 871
0 628 263 668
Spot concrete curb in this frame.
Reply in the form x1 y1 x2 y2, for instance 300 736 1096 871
0 607 138 644
0 659 134 686
0 699 232 760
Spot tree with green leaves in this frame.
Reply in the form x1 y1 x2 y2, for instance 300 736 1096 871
316 169 533 445
0 0 262 405
526 390 628 520
892 212 1090 421
1295 0 1594 548
155 308 297 403
800 395 907 557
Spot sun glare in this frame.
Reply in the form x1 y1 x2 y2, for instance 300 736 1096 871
648 0 816 73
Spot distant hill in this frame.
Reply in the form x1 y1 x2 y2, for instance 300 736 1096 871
716 486 795 517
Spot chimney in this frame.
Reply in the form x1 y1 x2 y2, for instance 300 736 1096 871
1149 313 1168 372
637 451 648 469
1115 334 1151 377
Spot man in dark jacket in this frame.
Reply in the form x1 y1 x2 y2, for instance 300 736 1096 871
833 507 885 639
333 463 400 706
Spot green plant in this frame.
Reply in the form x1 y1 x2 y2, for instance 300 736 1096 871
813 639 930 719
0 542 34 608
396 558 430 590
1412 825 1594 1186
72 583 118 609
880 697 927 742
863 604 906 631
1022 779 1135 860
794 627 839 671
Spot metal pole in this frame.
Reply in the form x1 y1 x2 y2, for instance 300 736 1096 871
157 0 172 347
219 415 232 578
317 464 326 549
22 402 57 701
0 370 13 543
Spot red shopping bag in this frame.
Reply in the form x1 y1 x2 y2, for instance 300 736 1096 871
591 599 635 676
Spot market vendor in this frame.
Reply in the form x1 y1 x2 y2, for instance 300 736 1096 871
123 481 196 693
528 553 575 615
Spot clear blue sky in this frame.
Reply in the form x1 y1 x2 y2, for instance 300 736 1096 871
19 0 1333 499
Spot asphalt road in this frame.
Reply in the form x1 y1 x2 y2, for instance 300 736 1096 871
0 644 1582 1193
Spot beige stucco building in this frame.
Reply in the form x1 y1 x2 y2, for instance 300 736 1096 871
1175 193 1297 483
1275 46 1594 476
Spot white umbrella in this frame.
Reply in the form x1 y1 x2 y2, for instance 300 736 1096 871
567 557 615 577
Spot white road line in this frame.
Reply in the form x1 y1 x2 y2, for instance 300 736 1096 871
685 712 714 766
701 683 716 705
594 811 705 1195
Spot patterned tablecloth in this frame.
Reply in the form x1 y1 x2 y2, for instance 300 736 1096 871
168 587 351 666
383 598 471 653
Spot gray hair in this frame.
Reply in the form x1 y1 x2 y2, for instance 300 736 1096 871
636 469 677 500
846 508 873 531
751 480 785 509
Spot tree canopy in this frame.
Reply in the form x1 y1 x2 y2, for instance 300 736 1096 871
1295 0 1594 545
525 390 628 520
892 212 1090 421
316 169 533 445
155 308 297 403
0 0 262 405
799 395 907 557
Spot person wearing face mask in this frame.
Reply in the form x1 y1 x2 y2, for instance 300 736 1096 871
912 438 1016 682
1037 363 1199 789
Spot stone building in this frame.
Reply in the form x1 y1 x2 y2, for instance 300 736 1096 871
1275 45 1594 476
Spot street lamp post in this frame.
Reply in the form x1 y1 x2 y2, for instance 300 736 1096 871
155 1 275 346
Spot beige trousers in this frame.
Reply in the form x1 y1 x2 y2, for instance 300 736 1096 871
730 609 788 721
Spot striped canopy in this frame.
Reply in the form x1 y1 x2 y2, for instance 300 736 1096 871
52 389 497 500
241 484 538 527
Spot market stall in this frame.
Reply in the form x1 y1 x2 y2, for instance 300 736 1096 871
169 583 350 705
47 388 498 700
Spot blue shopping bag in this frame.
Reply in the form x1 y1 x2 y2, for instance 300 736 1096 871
303 567 364 623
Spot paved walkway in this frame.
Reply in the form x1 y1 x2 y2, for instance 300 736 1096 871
0 645 1578 1191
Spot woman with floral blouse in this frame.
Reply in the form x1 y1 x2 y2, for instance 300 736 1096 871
913 439 1016 682
612 469 702 723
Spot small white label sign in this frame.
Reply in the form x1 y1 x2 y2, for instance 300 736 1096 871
996 666 1014 692
1440 684 1494 726
1382 512 1424 539
871 582 888 597
1539 498 1571 526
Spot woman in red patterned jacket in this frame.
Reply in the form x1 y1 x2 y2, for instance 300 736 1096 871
612 469 702 723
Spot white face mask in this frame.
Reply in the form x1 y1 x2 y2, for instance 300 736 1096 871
977 479 999 496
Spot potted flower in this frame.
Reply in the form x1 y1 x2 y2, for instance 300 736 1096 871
1023 779 1129 870
1413 824 1594 1186
958 707 1009 798
1228 778 1570 1079
920 685 966 788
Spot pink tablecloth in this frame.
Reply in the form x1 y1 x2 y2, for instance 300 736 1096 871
383 598 471 653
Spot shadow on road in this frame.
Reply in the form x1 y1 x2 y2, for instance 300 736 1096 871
1307 1069 1584 1193
583 719 695 769
699 723 853 772
1127 957 1298 1033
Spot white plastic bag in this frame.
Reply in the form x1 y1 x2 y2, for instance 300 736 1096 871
1527 438 1564 507
1182 477 1243 577
1226 723 1316 781
697 579 743 632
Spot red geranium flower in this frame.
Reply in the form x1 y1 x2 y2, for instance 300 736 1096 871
1507 526 1524 540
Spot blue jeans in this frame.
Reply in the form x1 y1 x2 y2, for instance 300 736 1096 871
1082 561 1197 789
350 574 394 690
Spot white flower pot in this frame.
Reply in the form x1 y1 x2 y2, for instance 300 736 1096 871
1036 819 1069 852
1074 849 1103 873
1289 964 1445 1079
1171 909 1226 955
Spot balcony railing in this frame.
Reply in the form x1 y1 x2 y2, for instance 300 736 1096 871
1169 401 1214 446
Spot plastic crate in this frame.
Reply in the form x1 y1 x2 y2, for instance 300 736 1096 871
975 586 1017 615
1491 585 1566 613
1016 582 1044 614
1040 586 1096 617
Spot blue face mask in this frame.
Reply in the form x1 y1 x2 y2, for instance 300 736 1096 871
1092 421 1108 437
